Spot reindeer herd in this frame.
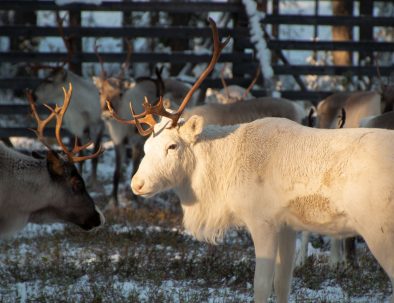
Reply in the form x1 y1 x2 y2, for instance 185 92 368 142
2 18 394 303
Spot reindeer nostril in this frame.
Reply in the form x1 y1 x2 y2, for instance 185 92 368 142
136 181 144 191
132 178 145 193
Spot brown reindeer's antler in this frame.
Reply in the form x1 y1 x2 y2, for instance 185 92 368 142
94 42 108 80
117 39 133 81
106 98 158 136
27 12 74 80
242 66 261 100
220 64 260 101
220 64 230 100
27 83 102 163
27 90 56 147
108 18 230 136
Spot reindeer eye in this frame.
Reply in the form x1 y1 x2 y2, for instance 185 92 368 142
167 143 177 151
70 176 85 193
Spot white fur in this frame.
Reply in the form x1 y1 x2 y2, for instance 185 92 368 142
132 116 394 303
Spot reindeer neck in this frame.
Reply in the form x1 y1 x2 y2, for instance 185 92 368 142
68 71 96 91
175 124 244 243
0 144 51 211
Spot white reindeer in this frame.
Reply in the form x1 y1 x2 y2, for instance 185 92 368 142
111 20 394 302
94 66 200 206
0 85 104 237
34 68 104 184
132 114 394 303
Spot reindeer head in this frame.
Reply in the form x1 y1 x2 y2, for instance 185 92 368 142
92 40 135 118
106 18 230 196
131 115 204 197
27 84 104 230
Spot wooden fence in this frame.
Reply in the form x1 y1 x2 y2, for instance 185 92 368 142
0 0 393 138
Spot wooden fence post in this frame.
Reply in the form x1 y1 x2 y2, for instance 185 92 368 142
68 9 82 75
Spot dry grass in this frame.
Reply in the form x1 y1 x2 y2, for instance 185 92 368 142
0 190 391 303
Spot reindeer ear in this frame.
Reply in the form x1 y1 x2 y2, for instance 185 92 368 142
92 76 103 89
46 150 65 178
32 151 45 159
181 115 204 143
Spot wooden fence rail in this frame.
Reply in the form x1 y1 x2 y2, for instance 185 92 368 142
0 0 393 139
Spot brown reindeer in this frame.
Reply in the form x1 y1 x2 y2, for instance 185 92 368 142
0 84 104 237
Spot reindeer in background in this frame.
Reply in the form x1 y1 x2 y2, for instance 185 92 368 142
31 12 104 186
92 41 164 207
204 65 260 104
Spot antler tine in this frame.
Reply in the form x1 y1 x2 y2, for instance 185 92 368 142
26 89 56 147
55 11 73 69
155 66 165 97
117 38 133 80
220 63 230 99
105 98 157 131
69 137 103 163
53 83 102 163
242 66 261 100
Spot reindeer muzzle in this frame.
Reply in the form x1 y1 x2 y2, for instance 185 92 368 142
79 209 105 231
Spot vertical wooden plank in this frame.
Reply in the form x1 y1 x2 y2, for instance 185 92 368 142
168 1 191 76
312 0 319 62
9 10 37 96
332 0 354 66
359 0 373 64
69 9 82 75
232 3 249 79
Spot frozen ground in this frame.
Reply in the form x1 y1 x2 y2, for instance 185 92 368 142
1 1 393 302
0 137 392 303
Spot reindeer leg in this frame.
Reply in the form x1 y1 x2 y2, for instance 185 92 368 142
130 140 144 202
295 231 309 267
90 124 104 186
344 236 358 268
274 225 296 303
109 143 127 208
248 221 279 303
329 238 344 269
